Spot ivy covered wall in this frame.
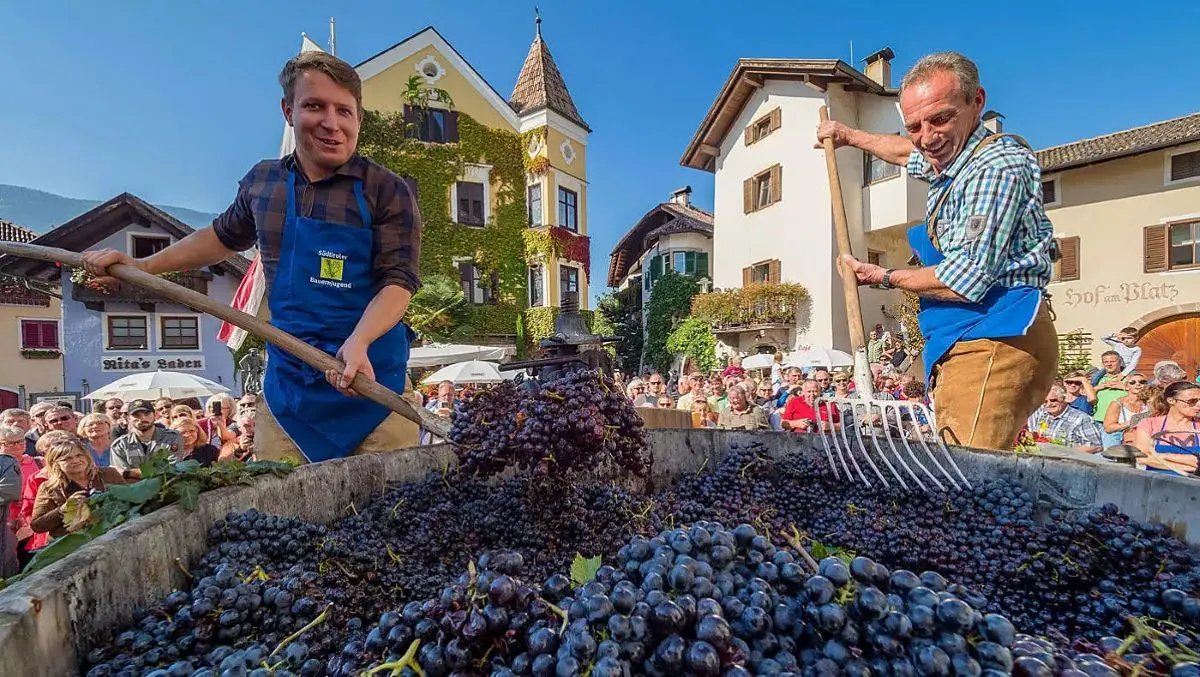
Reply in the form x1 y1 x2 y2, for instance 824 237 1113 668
358 110 528 340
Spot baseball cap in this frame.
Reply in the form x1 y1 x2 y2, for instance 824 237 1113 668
128 399 155 415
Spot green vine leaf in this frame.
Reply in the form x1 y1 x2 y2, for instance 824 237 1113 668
644 271 700 374
106 478 163 505
570 553 602 587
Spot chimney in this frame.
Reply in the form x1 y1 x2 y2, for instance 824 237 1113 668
862 47 895 88
982 110 1004 134
670 186 692 207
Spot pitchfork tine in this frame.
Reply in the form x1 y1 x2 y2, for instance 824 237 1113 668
886 404 947 492
831 400 889 488
917 404 973 490
891 404 962 491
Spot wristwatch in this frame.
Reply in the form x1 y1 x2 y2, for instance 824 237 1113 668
880 269 897 290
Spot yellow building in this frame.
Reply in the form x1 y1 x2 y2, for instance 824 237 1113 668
352 20 592 333
0 221 64 409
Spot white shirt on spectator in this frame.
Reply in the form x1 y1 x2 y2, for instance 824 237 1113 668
1102 335 1142 377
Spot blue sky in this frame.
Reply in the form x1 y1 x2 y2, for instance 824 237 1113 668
2 1 1197 300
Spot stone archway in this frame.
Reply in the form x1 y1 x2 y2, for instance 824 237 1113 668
1127 303 1200 379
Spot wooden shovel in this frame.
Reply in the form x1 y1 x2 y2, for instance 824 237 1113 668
0 241 452 441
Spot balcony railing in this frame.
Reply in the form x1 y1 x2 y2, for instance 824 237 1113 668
692 282 809 330
71 270 212 305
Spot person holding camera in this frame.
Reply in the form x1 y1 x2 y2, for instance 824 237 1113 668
1062 371 1098 416
30 436 133 540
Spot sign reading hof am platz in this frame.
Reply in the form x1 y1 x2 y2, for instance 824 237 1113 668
101 356 207 373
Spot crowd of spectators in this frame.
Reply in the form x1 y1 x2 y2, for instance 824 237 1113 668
0 393 258 575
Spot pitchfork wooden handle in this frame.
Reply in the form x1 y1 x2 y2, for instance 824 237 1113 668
819 106 868 352
0 240 451 441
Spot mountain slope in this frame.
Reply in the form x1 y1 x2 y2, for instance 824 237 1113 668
0 184 218 233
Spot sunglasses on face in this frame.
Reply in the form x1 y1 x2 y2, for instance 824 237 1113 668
1177 397 1200 407
1128 379 1147 385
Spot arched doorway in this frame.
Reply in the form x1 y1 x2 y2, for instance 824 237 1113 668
1135 313 1199 380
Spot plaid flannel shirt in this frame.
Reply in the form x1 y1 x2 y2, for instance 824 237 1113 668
1027 406 1103 448
907 123 1055 303
212 153 422 295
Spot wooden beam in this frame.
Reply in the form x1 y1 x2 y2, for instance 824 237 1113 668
744 74 764 88
699 143 720 156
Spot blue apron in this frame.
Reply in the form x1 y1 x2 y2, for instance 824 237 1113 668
1145 418 1200 475
907 132 1042 385
261 168 414 463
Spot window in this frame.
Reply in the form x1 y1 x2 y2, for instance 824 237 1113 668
456 181 485 227
867 251 884 267
559 265 579 305
558 188 578 232
528 184 543 226
1169 221 1200 269
19 319 59 349
106 315 148 350
404 106 459 144
1169 149 1200 183
529 266 545 307
130 234 170 258
744 108 781 145
160 316 200 350
750 262 771 283
864 153 900 184
743 259 780 285
670 251 710 278
1042 178 1059 205
645 254 664 289
743 164 782 213
456 260 498 305
1051 236 1080 282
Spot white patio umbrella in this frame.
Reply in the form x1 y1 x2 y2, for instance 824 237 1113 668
409 343 508 368
419 360 516 386
786 347 854 369
83 370 232 401
741 353 776 370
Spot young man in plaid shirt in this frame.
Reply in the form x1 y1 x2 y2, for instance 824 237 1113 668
817 52 1058 451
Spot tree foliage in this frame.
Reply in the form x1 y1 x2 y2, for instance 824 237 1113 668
644 271 700 374
595 291 640 370
407 274 475 344
666 317 718 375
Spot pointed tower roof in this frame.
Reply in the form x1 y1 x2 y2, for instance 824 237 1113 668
279 34 328 158
509 17 590 132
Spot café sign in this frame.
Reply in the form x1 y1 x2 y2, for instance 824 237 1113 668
101 355 206 373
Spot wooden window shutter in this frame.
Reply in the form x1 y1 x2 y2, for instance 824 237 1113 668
743 266 752 286
768 259 782 284
769 164 783 204
769 107 781 132
745 126 754 146
1143 225 1168 273
743 177 754 214
1055 236 1080 282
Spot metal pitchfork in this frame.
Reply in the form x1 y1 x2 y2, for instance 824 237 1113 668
815 107 971 493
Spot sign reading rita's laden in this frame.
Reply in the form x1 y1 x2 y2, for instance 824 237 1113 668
101 356 206 372
1062 281 1180 309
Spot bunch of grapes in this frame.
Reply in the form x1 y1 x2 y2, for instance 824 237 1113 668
449 368 648 478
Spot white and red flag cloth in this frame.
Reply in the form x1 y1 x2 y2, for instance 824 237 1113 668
217 252 266 351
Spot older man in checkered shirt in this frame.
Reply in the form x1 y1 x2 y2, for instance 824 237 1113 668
817 52 1058 451
1027 386 1103 453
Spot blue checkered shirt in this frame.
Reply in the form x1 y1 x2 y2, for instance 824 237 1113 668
1027 406 1103 448
907 123 1055 303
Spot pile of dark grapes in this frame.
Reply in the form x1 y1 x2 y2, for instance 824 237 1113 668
448 368 648 477
82 441 1200 676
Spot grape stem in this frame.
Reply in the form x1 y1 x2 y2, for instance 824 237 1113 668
174 558 194 581
361 638 424 676
784 524 821 573
543 597 569 634
270 603 332 657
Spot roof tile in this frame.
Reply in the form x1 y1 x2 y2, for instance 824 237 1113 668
509 34 589 131
1037 112 1200 172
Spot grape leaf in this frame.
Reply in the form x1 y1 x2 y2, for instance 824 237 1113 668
570 553 602 587
139 450 172 479
172 479 202 511
173 460 202 475
21 531 94 577
105 477 163 505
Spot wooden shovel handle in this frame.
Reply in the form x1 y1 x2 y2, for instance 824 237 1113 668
0 240 452 441
819 106 868 352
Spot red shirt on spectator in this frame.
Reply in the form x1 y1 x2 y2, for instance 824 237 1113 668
783 397 840 430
